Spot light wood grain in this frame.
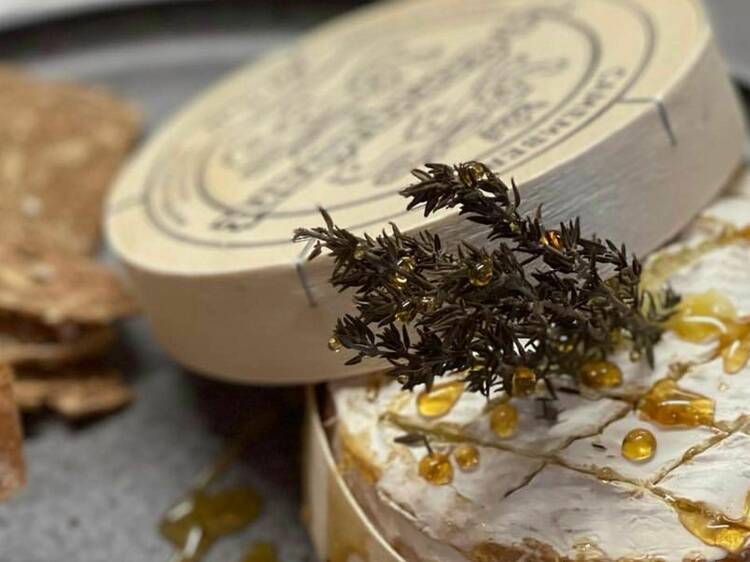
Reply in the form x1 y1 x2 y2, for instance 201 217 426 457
302 388 404 562
106 0 745 383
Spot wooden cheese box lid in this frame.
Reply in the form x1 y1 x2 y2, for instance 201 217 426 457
105 0 745 384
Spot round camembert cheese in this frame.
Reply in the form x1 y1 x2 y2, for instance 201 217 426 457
328 170 750 561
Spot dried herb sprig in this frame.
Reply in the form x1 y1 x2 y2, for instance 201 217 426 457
294 162 677 397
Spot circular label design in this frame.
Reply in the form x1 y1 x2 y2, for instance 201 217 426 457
126 0 654 251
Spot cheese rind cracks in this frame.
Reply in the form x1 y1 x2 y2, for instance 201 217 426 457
329 185 750 560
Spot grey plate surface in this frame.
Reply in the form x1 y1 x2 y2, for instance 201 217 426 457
0 2 367 561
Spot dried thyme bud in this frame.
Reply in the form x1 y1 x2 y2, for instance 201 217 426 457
294 161 677 398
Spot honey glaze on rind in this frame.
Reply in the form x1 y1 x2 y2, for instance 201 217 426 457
639 379 715 428
666 492 750 554
668 291 750 374
417 380 465 418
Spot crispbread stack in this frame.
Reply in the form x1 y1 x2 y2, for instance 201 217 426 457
0 239 138 417
326 170 750 560
0 68 141 421
0 365 24 501
0 67 140 500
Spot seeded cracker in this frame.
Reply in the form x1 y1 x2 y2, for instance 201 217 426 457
0 66 140 255
0 364 24 499
0 325 113 367
0 240 137 326
13 362 132 419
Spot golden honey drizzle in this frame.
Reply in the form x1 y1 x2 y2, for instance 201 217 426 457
511 367 537 397
416 380 464 418
453 445 480 472
667 291 750 374
489 402 519 438
668 492 750 554
418 451 454 485
240 542 278 562
621 428 656 462
638 379 714 428
579 360 623 389
160 423 272 562
161 489 261 562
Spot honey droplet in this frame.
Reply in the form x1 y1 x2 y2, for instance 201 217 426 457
489 402 519 438
327 335 343 353
541 230 563 250
389 271 408 288
395 300 416 323
417 380 464 418
453 445 480 472
672 493 750 554
580 360 623 389
417 295 439 313
241 542 278 562
352 243 366 261
398 256 416 272
469 256 493 287
639 379 714 427
388 256 416 288
723 337 750 375
418 452 453 485
468 350 486 371
511 367 537 397
621 428 657 462
160 488 261 562
458 161 492 188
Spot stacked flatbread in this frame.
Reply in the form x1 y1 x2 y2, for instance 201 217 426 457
0 365 24 501
0 67 140 499
329 170 750 561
